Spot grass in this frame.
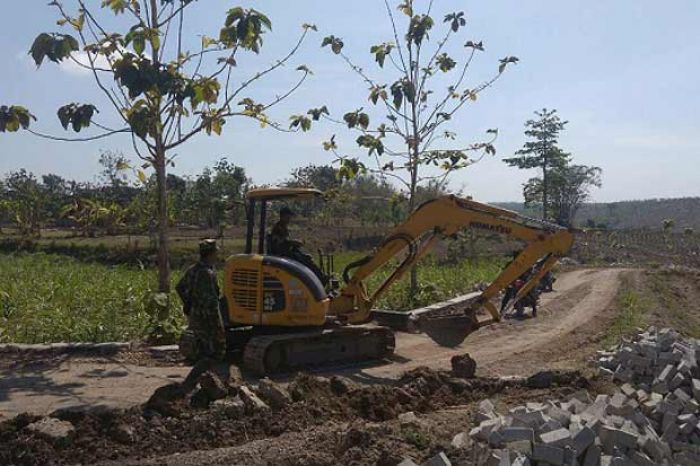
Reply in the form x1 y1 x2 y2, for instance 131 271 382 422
0 252 185 344
603 273 650 347
0 250 505 344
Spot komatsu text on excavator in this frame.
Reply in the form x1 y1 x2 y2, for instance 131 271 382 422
222 187 574 374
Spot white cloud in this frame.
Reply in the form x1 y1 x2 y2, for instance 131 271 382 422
58 51 111 76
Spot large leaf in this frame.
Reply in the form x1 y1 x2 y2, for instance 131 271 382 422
56 103 98 132
29 33 79 66
0 105 36 133
321 35 344 54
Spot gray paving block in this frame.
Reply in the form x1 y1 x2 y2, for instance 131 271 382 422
451 432 471 449
661 421 679 443
670 372 687 390
504 439 532 456
547 405 572 426
499 427 535 443
674 387 692 402
398 459 419 466
540 428 573 448
573 426 596 456
486 449 511 466
533 443 565 465
470 418 502 442
691 379 700 402
511 411 549 429
599 426 638 454
620 384 636 398
657 364 676 384
629 451 654 466
583 444 602 466
427 451 452 466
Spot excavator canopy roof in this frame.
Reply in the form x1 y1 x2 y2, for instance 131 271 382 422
245 187 323 202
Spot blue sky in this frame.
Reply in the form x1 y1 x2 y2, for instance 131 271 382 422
1 0 698 202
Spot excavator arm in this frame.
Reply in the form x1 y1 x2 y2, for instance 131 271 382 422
330 195 574 331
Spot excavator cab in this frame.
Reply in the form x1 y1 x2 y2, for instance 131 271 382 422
223 188 336 331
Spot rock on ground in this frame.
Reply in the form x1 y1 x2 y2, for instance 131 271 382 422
26 417 74 442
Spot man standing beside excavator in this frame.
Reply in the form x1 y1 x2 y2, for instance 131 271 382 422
176 239 226 363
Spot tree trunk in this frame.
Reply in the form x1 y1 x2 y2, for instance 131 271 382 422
155 148 171 293
542 151 548 222
408 152 419 298
150 0 170 294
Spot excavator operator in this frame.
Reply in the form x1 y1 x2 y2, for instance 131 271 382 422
269 206 325 281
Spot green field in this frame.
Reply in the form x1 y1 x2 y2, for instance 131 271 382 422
0 251 504 344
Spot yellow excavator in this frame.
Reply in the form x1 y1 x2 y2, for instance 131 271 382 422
222 187 574 373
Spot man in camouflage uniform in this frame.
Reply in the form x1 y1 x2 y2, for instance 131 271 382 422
176 239 226 363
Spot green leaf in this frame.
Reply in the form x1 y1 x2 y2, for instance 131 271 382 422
321 35 344 54
0 105 36 133
57 105 72 130
465 41 485 51
337 158 366 180
370 43 394 68
369 85 387 105
289 115 312 132
444 12 466 32
498 56 519 73
137 169 147 184
56 103 98 132
407 14 434 46
306 106 329 121
356 135 384 156
436 53 456 72
202 36 218 48
358 113 370 130
220 7 272 53
390 81 403 109
29 33 78 66
397 1 413 17
101 0 128 14
322 135 337 151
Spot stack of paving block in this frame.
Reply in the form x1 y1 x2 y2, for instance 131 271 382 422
465 327 700 465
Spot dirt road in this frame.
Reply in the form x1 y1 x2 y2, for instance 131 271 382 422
0 268 626 419
359 267 626 380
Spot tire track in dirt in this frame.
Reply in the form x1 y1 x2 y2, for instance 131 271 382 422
349 268 628 380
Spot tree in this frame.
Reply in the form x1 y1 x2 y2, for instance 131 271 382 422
663 218 675 233
41 173 73 222
287 164 341 192
98 150 130 188
320 0 517 293
3 2 319 295
4 170 46 236
523 164 602 227
211 158 248 227
504 108 569 221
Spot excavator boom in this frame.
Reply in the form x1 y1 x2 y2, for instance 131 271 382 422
331 195 574 343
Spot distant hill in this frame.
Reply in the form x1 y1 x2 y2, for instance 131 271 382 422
495 197 700 230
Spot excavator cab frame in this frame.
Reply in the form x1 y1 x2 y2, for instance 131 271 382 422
243 187 323 255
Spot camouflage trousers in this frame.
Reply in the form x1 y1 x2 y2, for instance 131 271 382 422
179 313 226 363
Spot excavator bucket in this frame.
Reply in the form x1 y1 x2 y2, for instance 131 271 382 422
417 311 480 347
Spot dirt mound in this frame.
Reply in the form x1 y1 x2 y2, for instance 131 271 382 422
0 367 592 465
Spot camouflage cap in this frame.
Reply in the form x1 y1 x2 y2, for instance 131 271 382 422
280 206 295 216
199 239 219 255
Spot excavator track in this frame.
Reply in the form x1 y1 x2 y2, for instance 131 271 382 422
242 325 395 375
